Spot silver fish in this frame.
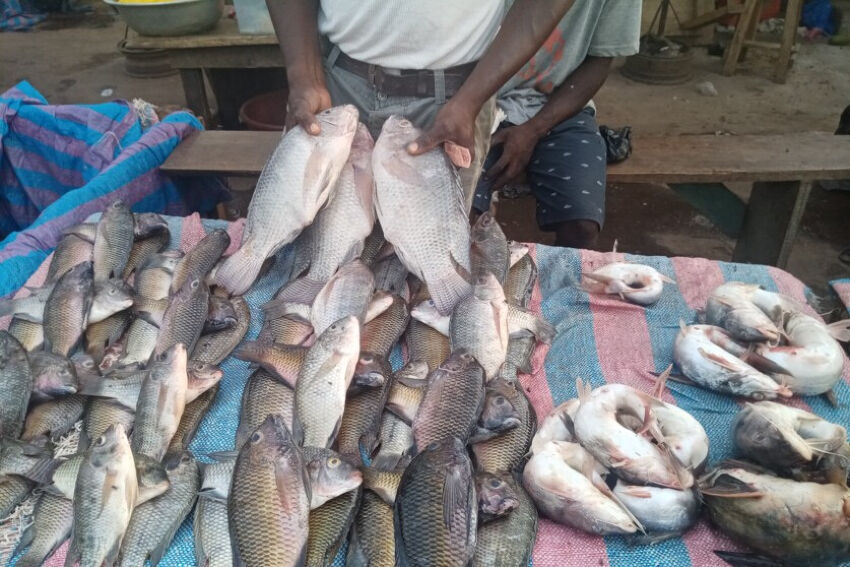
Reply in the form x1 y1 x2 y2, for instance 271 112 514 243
93 200 135 282
152 277 208 359
13 491 74 567
171 228 230 294
47 233 94 283
43 261 93 357
194 455 235 567
0 331 32 438
309 259 375 336
449 272 509 381
471 209 509 284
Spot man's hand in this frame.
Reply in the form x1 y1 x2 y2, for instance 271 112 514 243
286 82 332 134
406 98 476 168
485 124 540 189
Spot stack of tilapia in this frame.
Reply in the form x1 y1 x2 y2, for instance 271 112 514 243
0 202 248 566
211 107 553 566
674 281 848 400
701 402 850 565
524 377 708 539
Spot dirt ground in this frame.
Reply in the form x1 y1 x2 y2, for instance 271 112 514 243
1 10 849 298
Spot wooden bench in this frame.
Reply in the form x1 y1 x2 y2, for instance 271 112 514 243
161 131 850 269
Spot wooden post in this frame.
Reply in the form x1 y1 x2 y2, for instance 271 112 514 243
179 68 215 128
723 0 759 76
774 0 804 83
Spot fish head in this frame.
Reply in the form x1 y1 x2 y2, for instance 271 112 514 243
440 349 478 376
472 211 500 242
71 352 101 381
479 384 521 433
31 351 78 398
188 360 224 387
315 105 360 138
410 299 445 328
396 359 430 383
132 213 168 239
176 277 205 302
472 272 505 302
163 450 195 474
60 260 94 288
734 403 814 466
89 423 131 467
91 279 134 318
206 296 238 332
246 414 296 464
476 472 519 520
319 315 361 356
353 353 386 388
0 331 27 366
378 115 419 146
154 342 189 373
306 449 362 504
141 250 184 274
508 241 530 265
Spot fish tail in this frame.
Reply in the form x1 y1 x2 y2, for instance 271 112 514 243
232 341 263 365
213 243 265 295
428 269 472 316
532 316 556 344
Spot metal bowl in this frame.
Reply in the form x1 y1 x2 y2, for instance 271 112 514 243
104 0 222 37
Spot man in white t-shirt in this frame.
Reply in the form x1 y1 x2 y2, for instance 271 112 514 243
268 0 577 210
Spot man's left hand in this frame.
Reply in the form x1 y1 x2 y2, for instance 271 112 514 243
406 99 476 168
485 124 540 190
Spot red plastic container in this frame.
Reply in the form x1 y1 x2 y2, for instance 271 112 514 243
238 88 289 131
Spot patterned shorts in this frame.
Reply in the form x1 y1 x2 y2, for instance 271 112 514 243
473 106 607 230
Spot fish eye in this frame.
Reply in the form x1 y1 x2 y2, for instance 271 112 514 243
250 431 263 444
489 478 502 488
328 457 340 468
191 280 200 290
330 324 337 330
494 396 506 405
361 355 374 363
399 119 412 128
95 435 106 447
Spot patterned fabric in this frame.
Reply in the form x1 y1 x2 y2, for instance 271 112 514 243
832 278 850 316
0 81 227 298
4 214 849 566
0 0 45 31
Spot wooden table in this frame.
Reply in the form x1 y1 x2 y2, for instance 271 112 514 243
125 18 284 128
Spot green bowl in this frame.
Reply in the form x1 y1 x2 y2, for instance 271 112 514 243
104 0 222 36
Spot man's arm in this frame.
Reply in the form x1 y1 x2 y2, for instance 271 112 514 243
408 0 576 165
267 0 331 133
485 55 612 188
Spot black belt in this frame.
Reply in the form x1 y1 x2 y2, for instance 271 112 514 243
327 44 477 98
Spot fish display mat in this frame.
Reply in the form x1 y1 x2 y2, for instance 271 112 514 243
4 213 849 567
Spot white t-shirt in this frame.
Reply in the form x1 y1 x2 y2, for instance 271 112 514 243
318 0 504 70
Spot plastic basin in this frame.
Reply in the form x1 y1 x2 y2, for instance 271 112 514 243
103 0 222 37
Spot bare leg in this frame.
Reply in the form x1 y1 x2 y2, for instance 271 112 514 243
553 219 599 249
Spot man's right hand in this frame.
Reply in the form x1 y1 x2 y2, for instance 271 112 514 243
286 82 332 135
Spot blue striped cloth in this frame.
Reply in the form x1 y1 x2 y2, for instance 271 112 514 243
0 0 45 31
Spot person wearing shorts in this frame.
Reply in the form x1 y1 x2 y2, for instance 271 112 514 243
473 0 641 247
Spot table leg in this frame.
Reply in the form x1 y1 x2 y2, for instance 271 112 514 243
179 68 214 128
774 0 804 83
731 180 813 268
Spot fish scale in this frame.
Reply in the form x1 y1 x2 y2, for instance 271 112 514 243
347 489 396 566
360 295 409 359
471 378 536 474
8 318 44 352
406 319 451 373
236 369 295 449
337 357 394 464
43 262 93 357
0 475 33 518
194 494 232 567
472 476 537 567
192 296 251 365
310 260 375 336
449 273 509 381
14 491 74 567
166 385 218 460
122 229 169 280
504 254 536 309
93 201 134 282
305 487 361 567
170 228 230 294
471 211 510 285
372 411 414 471
22 394 86 441
0 331 32 438
153 277 208 359
47 234 93 283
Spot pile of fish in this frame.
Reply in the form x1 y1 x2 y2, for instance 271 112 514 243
674 282 849 399
0 202 246 566
701 402 850 565
523 373 708 539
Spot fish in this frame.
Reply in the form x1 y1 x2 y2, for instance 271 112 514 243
385 359 429 425
372 411 414 471
235 369 295 450
257 314 314 347
8 317 44 351
361 466 403 505
583 262 674 306
372 253 410 301
530 398 579 455
701 462 850 564
118 452 199 567
122 213 169 279
347 489 396 567
306 487 362 567
350 353 388 393
476 471 520 523
471 209 510 284
508 241 529 267
77 368 146 411
93 200 135 282
733 401 847 472
470 379 522 443
28 351 77 402
0 331 32 438
133 454 171 506
215 105 359 295
412 350 485 451
185 359 224 402
88 278 134 324
0 474 33 518
194 455 235 567
337 356 394 464
43 261 93 357
81 398 135 451
0 437 57 483
449 273 509 381
360 225 386 267
471 378 537 474
674 324 792 400
132 343 189 461
233 341 306 388
285 123 376 304
293 315 360 448
504 253 537 309
373 115 472 315
704 282 786 343
504 331 536 375
192 295 251 365
472 475 537 567
0 277 127 327
302 446 363 509
13 491 74 567
523 440 637 535
307 259 375 336
394 437 477 566
85 309 132 363
229 414 311 567
165 385 218 460
151 277 209 359
47 233 95 284
118 319 159 368
135 251 183 301
360 294 409 359
613 482 699 537
203 294 237 334
171 228 230 294
406 318 451 373
22 394 87 441
66 423 138 567
0 286 53 324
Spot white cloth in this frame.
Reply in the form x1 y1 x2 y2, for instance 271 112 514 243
318 0 504 70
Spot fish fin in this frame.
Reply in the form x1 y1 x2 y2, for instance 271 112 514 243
291 415 305 447
21 457 60 485
604 486 646 534
135 310 161 329
740 347 790 375
576 378 592 404
713 551 785 567
827 320 850 342
442 465 465 530
583 272 615 286
508 306 556 344
429 265 472 316
214 240 266 296
698 347 740 372
193 502 209 567
381 151 424 186
651 364 674 399
300 458 313 509
271 277 325 307
823 389 839 408
394 498 411 567
105 537 122 567
364 291 394 324
660 274 676 284
12 514 36 556
0 298 17 318
327 416 343 449
208 450 239 462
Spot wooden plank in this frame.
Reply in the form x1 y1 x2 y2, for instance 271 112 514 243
743 40 781 50
774 0 804 83
723 0 759 76
167 45 283 69
731 180 812 267
161 131 850 183
179 69 214 128
124 18 277 50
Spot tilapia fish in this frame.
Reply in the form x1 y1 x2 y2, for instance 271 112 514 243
471 209 510 284
0 437 56 483
347 489 396 567
22 394 86 441
47 233 93 283
504 253 537 309
287 123 376 301
152 277 209 359
385 359 429 425
472 475 537 567
305 487 361 567
360 294 409 359
66 423 138 567
395 437 477 567
215 105 359 295
82 397 135 451
450 273 509 381
233 341 306 388
118 452 199 567
294 316 359 448
413 351 485 451
0 331 32 438
194 456 235 567
406 318 450 373
13 491 74 567
8 317 44 352
43 261 93 357
302 445 363 509
236 369 295 450
229 414 310 567
122 213 169 279
373 115 472 316
85 309 132 364
337 356 394 464
475 472 519 522
0 474 33 518
470 380 522 443
192 295 251 365
171 228 230 294
471 378 536 474
309 259 375 336
93 200 135 282
372 411 414 471
135 251 183 300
